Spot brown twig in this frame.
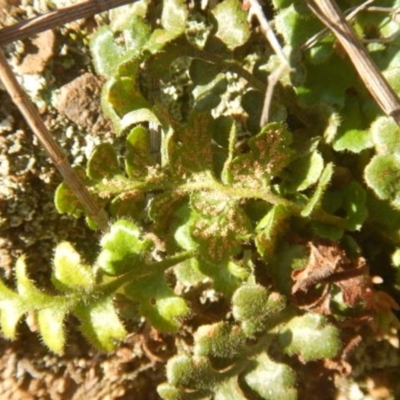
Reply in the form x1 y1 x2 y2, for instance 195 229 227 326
0 0 133 46
0 47 109 230
306 0 400 126
301 0 374 51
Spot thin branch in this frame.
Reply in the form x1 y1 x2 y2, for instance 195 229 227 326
247 0 292 126
307 0 400 126
301 0 374 51
247 0 289 66
0 0 133 46
0 47 109 230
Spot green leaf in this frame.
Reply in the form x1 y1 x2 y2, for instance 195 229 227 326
120 108 160 131
74 296 127 352
104 76 151 117
97 219 153 275
174 258 207 287
101 77 159 134
144 29 185 55
232 284 286 336
311 181 367 231
371 116 400 155
280 152 324 193
149 192 186 235
273 242 309 295
16 257 53 306
182 193 252 262
109 192 146 220
125 125 156 179
161 0 188 32
0 258 71 342
90 17 149 77
225 123 294 188
0 300 26 339
295 55 357 108
213 377 248 400
194 322 246 360
244 353 297 400
167 111 214 177
301 163 333 217
275 3 322 48
311 221 344 241
341 181 368 231
193 73 228 111
365 154 400 208
125 274 190 332
166 355 217 390
0 279 26 339
54 167 87 218
366 192 400 238
212 0 251 50
87 143 120 181
278 313 341 361
255 204 290 259
37 307 68 354
333 93 373 153
158 383 210 400
197 258 250 297
52 242 95 291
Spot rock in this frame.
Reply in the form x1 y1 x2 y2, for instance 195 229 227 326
54 72 111 133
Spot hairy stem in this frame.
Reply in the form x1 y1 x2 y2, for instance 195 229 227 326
94 174 347 230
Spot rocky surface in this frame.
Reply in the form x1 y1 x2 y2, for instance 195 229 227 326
0 1 166 398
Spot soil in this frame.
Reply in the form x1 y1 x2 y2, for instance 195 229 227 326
1 1 400 400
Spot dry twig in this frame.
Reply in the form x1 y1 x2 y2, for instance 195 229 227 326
301 0 374 51
0 47 109 230
0 0 133 45
248 0 292 126
306 0 400 126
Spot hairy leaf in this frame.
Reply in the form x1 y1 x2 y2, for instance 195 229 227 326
161 0 188 32
232 285 286 336
97 219 153 275
244 353 297 400
371 116 400 155
278 313 341 361
279 151 324 193
333 93 373 153
91 17 149 77
197 258 250 297
109 191 146 220
365 154 400 208
212 0 251 50
301 163 333 217
0 277 26 339
125 274 190 332
52 242 95 291
87 143 120 181
74 296 127 352
37 307 68 354
255 204 290 259
125 125 157 179
225 123 294 188
167 111 214 177
54 167 87 218
194 322 247 360
179 193 252 262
